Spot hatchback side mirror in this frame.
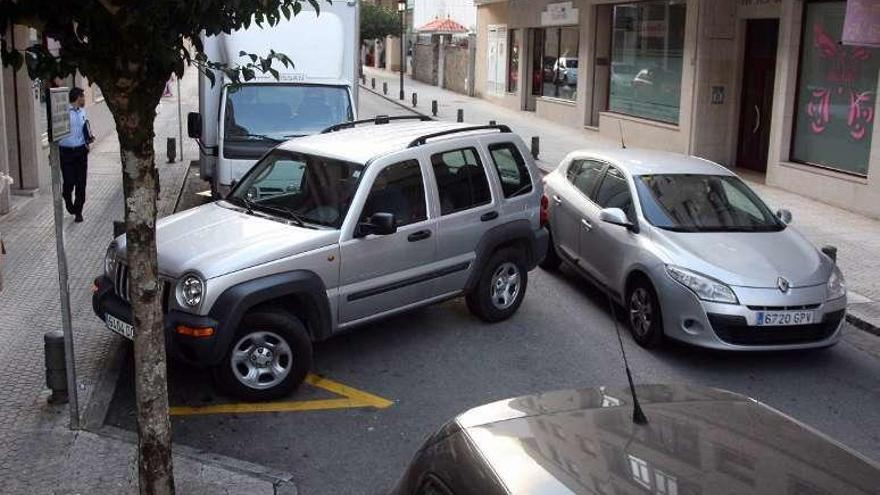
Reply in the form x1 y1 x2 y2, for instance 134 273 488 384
356 212 397 237
599 208 635 230
187 112 201 139
776 208 793 225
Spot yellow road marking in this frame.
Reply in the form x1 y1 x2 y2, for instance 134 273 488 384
170 373 393 416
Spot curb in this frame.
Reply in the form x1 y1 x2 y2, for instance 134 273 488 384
359 82 431 119
846 310 880 337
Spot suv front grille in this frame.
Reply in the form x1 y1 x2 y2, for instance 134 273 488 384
708 310 844 346
114 263 172 313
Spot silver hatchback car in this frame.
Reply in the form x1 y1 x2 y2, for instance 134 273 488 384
541 148 847 350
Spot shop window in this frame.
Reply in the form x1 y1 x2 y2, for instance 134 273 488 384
608 1 686 124
508 29 521 93
534 27 579 101
791 0 878 176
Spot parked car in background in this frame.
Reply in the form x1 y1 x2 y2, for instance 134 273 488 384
540 149 846 350
392 384 880 494
94 117 547 400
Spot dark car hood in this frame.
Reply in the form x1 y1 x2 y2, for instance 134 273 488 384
456 385 880 494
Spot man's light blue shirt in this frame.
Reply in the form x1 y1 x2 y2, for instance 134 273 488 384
58 106 87 148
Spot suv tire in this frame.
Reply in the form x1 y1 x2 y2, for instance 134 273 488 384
214 311 313 401
538 231 562 271
627 278 664 348
466 248 528 322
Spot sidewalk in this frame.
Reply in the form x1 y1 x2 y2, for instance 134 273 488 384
362 66 880 334
0 70 292 493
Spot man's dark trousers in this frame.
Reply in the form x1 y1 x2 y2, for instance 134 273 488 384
60 145 88 215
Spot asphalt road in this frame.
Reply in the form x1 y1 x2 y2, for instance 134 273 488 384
105 89 880 495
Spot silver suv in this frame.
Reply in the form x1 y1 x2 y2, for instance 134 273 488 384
93 117 548 400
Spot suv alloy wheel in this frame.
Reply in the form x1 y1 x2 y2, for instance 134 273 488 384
467 248 529 322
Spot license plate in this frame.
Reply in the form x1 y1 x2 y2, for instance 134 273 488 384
755 311 814 326
106 313 134 340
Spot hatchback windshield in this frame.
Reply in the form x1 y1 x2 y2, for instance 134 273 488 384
635 174 783 232
224 84 352 141
227 150 363 228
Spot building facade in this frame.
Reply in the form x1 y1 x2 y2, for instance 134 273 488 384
474 0 880 218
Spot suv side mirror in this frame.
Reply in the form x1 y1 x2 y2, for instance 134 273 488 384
187 112 201 139
776 208 793 225
356 212 397 237
599 207 635 230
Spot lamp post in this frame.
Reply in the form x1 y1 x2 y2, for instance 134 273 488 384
397 0 406 100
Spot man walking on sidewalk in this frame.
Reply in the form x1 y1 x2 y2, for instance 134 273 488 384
58 87 93 223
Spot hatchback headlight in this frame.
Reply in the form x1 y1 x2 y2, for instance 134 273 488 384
177 274 204 308
104 242 117 277
827 266 846 300
666 265 739 304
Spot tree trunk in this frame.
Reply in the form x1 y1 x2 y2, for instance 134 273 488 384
109 88 175 495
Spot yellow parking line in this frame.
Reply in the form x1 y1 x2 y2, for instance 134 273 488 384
170 373 393 417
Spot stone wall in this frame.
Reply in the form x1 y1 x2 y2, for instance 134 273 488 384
412 43 439 86
443 44 470 95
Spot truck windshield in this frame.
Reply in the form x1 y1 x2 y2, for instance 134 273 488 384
634 174 784 233
227 150 364 228
224 84 352 141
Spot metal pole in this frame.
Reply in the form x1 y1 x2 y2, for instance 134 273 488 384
399 9 405 101
49 142 79 430
177 76 183 161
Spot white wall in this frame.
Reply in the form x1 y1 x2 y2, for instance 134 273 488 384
414 0 477 31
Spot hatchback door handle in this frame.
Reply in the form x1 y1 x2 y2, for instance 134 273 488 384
407 230 432 242
480 211 499 222
581 218 593 231
552 195 563 204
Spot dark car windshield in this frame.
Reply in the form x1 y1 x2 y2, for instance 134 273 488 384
227 150 364 228
224 84 352 140
634 174 784 232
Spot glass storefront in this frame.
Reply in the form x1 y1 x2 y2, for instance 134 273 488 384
791 0 878 176
508 29 521 93
530 27 579 101
608 1 686 124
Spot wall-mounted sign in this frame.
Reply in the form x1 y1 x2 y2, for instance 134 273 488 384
843 0 880 47
541 2 579 27
48 87 71 143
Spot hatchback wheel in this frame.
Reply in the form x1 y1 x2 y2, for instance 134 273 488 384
214 311 312 401
627 279 664 348
467 248 528 322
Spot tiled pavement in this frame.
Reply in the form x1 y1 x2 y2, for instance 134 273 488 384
362 66 880 334
0 70 287 493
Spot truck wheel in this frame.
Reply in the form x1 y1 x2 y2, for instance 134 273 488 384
214 311 312 401
538 230 562 271
466 248 528 323
627 278 664 348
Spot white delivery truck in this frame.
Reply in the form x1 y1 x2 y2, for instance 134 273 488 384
188 0 359 197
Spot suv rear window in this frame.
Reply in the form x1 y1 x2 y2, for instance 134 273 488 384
488 143 532 198
431 148 492 215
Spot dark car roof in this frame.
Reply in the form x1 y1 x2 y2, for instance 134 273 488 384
453 385 880 494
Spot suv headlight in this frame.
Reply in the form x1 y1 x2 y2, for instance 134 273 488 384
827 265 846 300
666 265 739 304
177 274 204 308
104 242 117 277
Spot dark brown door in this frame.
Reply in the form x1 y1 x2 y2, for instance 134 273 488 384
736 19 779 173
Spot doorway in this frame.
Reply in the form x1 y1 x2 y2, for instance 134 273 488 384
736 19 779 174
525 28 544 111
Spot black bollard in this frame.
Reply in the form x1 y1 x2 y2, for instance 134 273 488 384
531 136 540 159
457 109 464 123
167 137 176 163
113 220 125 238
489 120 496 126
44 331 68 404
432 100 438 117
383 82 388 95
822 245 838 263
371 77 376 89
412 92 418 107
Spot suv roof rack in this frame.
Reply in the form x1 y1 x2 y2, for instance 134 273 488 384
321 115 433 134
407 124 512 148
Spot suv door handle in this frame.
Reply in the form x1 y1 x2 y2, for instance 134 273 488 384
480 211 499 222
407 230 432 242
552 195 563 205
581 218 593 231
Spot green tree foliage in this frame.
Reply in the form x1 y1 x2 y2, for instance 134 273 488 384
0 1 327 493
361 2 400 41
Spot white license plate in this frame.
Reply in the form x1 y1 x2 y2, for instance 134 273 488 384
106 313 134 340
756 311 815 327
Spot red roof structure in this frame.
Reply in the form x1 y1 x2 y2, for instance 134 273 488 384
417 17 468 34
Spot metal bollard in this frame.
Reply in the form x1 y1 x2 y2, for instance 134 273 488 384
489 120 496 126
531 136 540 159
383 82 388 95
371 77 376 89
412 92 418 107
166 137 176 163
432 100 438 117
457 109 464 123
822 245 838 263
45 331 68 404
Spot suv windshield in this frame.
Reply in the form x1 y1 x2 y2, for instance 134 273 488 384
224 84 352 141
635 174 784 232
227 150 364 228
